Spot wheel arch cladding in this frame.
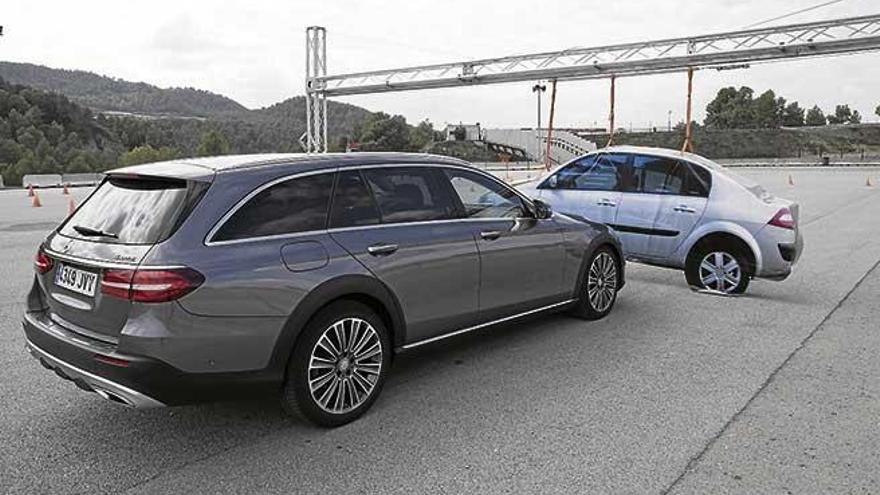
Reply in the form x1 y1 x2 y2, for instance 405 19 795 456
689 231 757 275
268 275 406 375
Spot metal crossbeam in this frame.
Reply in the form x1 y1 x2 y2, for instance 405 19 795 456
308 14 880 97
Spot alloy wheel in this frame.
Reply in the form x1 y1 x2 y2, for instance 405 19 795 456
587 252 617 312
308 317 383 414
698 251 742 293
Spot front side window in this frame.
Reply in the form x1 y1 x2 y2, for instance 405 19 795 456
542 154 625 191
631 154 686 195
362 167 457 224
444 168 526 218
213 173 334 242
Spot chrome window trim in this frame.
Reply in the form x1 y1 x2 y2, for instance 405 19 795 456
204 168 338 247
204 162 536 247
399 298 577 351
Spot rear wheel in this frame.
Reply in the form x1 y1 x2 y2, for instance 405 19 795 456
569 247 619 320
281 301 390 427
685 242 751 294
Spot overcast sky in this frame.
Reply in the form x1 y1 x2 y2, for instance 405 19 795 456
3 0 878 129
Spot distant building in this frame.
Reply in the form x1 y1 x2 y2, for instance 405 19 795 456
445 123 482 141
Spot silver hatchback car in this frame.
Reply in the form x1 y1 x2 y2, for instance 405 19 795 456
519 146 803 294
23 153 624 426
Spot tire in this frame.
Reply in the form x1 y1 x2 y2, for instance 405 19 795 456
685 241 751 294
281 300 391 427
569 247 620 320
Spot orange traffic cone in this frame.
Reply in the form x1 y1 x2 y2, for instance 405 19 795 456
67 197 76 215
787 174 794 186
31 192 42 208
27 184 34 197
62 183 70 195
867 176 874 187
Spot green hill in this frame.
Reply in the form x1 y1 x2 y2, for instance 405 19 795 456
0 61 248 118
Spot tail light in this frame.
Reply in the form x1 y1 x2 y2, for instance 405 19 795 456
768 207 795 230
34 248 54 274
101 267 204 303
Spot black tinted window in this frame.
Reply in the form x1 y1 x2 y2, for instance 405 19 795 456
445 169 526 218
362 167 457 224
631 155 685 195
59 177 193 245
330 170 381 228
213 173 333 241
543 154 624 191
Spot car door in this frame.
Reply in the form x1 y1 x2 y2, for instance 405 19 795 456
647 160 711 259
614 153 663 257
531 153 623 226
328 167 481 343
442 167 565 321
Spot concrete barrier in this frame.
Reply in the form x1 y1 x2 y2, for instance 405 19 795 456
62 173 103 186
22 174 63 188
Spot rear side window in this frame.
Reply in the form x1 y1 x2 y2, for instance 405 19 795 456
682 162 712 197
213 173 334 242
362 167 457 224
631 155 685 194
329 170 381 228
59 177 198 245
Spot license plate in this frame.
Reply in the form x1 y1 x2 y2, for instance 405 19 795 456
54 264 98 297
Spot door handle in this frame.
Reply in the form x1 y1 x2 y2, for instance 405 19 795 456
596 199 617 207
480 230 502 241
673 204 696 213
366 243 399 256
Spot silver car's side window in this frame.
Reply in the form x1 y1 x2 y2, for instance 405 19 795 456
631 154 686 195
543 154 624 191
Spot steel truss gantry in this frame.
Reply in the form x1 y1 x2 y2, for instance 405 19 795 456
304 14 880 152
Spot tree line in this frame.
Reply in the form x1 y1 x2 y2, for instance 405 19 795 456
704 86 866 129
0 77 442 186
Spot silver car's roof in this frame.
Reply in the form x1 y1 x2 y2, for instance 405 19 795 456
597 145 723 170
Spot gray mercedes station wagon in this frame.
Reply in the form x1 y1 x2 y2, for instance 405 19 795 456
23 153 624 426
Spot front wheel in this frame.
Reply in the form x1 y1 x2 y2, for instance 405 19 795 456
281 301 391 427
569 247 620 320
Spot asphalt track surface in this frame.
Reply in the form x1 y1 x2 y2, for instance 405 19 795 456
1 168 878 494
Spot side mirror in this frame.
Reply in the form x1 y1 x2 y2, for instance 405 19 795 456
532 199 553 220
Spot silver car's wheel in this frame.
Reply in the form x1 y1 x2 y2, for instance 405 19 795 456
587 251 618 313
698 251 741 293
309 317 383 415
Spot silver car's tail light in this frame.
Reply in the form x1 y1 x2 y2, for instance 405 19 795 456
101 268 204 303
768 208 795 230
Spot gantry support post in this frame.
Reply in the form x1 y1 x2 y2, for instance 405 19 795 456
681 67 694 153
305 26 328 153
544 79 557 170
606 75 616 147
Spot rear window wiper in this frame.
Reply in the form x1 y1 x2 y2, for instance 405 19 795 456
72 225 119 239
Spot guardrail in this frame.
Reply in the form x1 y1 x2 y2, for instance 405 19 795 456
21 173 103 188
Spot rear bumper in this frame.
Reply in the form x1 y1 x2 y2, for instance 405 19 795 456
25 336 165 408
22 311 278 407
754 225 804 281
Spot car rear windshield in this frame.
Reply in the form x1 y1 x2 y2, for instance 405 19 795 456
59 176 202 245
